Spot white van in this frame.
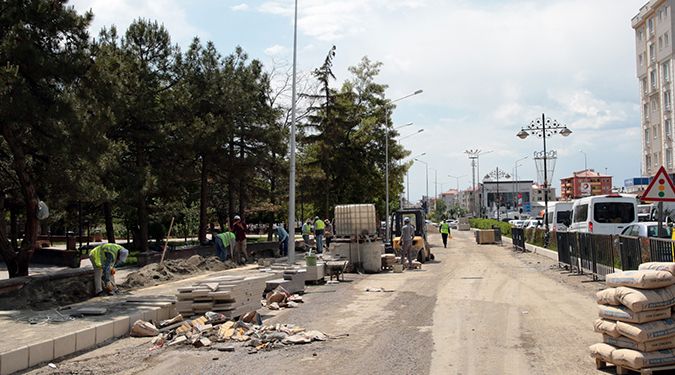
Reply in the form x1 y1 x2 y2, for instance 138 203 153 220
568 194 638 235
546 202 573 232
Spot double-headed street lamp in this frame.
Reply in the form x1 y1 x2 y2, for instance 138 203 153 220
484 167 511 220
517 114 572 235
414 157 429 213
465 149 493 217
384 90 423 243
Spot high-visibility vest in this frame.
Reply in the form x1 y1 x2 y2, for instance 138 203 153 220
315 219 325 230
89 243 123 268
440 222 449 234
218 231 235 247
302 224 311 235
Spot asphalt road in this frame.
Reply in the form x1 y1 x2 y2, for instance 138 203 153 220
29 230 602 375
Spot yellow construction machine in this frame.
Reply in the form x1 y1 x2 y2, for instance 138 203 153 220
390 209 432 262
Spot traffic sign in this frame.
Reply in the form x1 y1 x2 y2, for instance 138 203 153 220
642 166 675 202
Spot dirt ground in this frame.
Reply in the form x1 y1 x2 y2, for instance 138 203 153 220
27 230 604 375
122 255 237 289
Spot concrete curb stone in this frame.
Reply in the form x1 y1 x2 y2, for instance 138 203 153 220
0 346 28 375
28 339 53 367
53 334 76 359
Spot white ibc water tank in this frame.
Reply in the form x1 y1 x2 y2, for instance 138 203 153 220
334 204 377 237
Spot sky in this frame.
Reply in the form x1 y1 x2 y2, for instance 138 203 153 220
70 0 648 202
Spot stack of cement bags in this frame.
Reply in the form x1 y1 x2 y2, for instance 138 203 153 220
591 263 675 371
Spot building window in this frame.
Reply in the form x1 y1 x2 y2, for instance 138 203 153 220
645 103 650 120
640 53 644 66
665 61 671 82
665 91 672 111
667 32 671 46
650 43 656 61
652 99 659 112
646 128 651 145
643 77 648 93
666 119 672 137
647 155 652 169
649 18 655 34
652 70 657 88
655 153 660 167
668 149 673 168
660 36 664 49
655 125 659 141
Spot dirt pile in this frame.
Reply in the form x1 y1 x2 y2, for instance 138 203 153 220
123 256 237 289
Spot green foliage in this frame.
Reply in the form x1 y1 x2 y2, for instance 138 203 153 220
468 218 512 237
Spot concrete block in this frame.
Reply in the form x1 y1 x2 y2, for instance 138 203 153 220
156 305 171 321
142 308 158 323
128 312 143 330
0 346 28 375
28 339 54 367
53 334 76 359
113 316 130 338
75 327 96 352
95 321 114 345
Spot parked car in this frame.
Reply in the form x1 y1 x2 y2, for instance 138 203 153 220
620 222 672 238
508 219 525 228
568 194 637 235
448 220 458 229
524 219 542 229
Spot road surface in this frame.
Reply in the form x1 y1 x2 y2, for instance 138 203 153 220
30 230 601 375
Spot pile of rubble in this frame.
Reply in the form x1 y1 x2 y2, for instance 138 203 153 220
124 255 237 288
130 309 327 353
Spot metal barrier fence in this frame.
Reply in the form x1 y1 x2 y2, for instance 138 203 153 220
556 231 571 266
618 236 641 271
649 238 674 262
512 228 525 251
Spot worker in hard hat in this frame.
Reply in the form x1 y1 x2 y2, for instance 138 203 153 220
301 219 312 252
314 216 325 254
439 220 451 248
89 243 129 296
400 217 415 269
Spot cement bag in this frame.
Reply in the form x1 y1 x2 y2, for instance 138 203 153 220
598 305 671 324
596 288 620 306
603 334 675 352
130 320 159 337
589 343 616 362
639 262 675 276
616 285 675 312
606 270 675 289
594 319 621 338
611 348 675 369
617 319 675 342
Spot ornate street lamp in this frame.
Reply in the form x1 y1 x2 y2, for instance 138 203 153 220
517 114 572 239
483 167 511 220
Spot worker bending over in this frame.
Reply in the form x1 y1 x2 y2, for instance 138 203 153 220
89 243 128 296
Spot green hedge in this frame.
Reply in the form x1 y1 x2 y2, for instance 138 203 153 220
468 218 512 237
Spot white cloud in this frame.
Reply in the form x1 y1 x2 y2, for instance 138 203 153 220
265 44 288 56
70 0 207 45
231 3 249 12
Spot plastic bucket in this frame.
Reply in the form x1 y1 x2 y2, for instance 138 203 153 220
305 255 317 267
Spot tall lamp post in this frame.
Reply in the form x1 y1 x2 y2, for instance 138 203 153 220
406 152 426 206
414 158 430 213
384 90 423 244
464 149 493 217
517 114 572 236
513 156 528 210
579 149 588 171
484 167 511 220
287 0 299 264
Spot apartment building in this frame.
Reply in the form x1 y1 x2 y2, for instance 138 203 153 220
560 169 613 200
633 0 675 175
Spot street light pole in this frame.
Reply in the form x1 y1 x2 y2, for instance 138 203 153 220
405 152 426 208
384 90 423 244
484 167 510 220
414 158 429 213
517 114 572 237
513 156 528 210
579 149 588 171
465 150 493 218
287 0 298 264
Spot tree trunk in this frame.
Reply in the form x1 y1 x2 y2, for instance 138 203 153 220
103 201 115 243
0 195 20 278
238 138 246 217
198 155 209 244
2 125 39 277
228 140 235 224
136 146 149 252
267 164 276 242
9 201 18 251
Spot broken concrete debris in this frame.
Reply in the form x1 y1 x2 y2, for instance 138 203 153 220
131 313 328 353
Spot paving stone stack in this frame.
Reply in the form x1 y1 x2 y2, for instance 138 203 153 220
175 273 278 319
590 263 675 372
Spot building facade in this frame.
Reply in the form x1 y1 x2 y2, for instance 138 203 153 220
439 189 459 207
560 169 613 200
633 1 675 175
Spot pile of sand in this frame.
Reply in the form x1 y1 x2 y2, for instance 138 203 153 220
123 255 237 289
